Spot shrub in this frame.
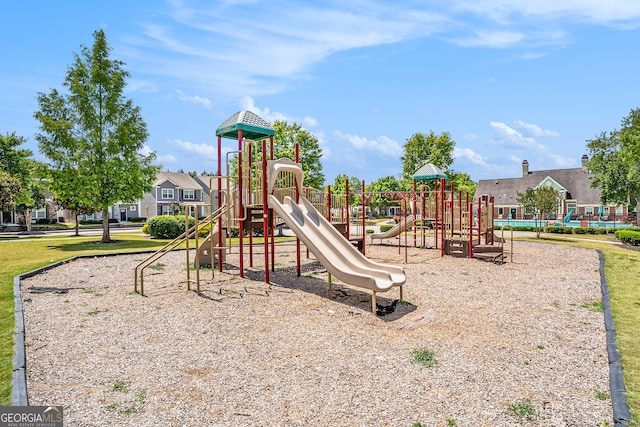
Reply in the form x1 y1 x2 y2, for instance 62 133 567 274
615 229 640 246
365 229 374 234
141 223 149 234
79 219 102 225
380 224 394 233
147 215 195 239
130 217 147 223
198 223 214 238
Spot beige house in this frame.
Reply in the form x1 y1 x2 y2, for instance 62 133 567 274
474 155 630 223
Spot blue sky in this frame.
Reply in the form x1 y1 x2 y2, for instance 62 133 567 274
2 1 640 185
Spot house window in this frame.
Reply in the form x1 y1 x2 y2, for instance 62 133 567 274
161 188 174 199
161 205 171 215
129 205 136 211
33 207 47 219
616 205 624 215
603 207 610 215
567 202 577 214
183 189 195 200
585 206 594 216
498 207 504 215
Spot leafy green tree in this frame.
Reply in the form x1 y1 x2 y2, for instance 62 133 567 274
400 131 455 190
587 108 640 226
0 132 46 229
516 186 562 237
366 175 401 212
52 193 96 236
0 171 21 211
448 171 477 196
233 120 325 191
329 174 361 206
34 29 158 242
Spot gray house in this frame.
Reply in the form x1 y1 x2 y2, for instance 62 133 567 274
140 172 206 219
474 155 629 222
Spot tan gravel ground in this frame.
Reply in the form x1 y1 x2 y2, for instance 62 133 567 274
20 240 612 426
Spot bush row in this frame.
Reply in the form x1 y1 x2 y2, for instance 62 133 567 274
498 225 621 234
147 215 196 239
615 229 640 246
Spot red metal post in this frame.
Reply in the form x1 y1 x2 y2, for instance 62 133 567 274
269 135 275 271
345 179 350 240
295 143 301 277
237 130 244 277
262 139 269 283
217 135 223 272
361 180 366 256
248 141 253 267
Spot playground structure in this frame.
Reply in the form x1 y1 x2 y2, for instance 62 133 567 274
134 111 406 314
365 179 508 264
133 111 508 314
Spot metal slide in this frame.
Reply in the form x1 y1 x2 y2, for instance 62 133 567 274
268 194 406 292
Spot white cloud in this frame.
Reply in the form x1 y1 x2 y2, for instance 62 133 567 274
240 96 319 128
168 138 217 158
489 121 574 168
176 90 212 109
332 130 402 157
514 120 559 137
156 153 178 163
452 0 640 25
451 30 524 48
313 131 332 159
454 147 490 166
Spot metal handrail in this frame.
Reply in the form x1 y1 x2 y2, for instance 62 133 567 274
133 203 229 296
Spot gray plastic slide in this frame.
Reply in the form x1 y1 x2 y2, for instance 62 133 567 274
369 215 416 242
268 195 406 292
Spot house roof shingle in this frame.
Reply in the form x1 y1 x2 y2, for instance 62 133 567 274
475 166 602 206
156 172 201 189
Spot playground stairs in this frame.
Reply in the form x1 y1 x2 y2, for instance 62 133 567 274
472 243 505 264
444 238 469 258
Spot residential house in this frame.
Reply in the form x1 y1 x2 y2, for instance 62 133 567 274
474 155 630 223
140 172 207 219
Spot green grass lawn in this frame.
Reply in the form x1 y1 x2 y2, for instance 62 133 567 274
1 231 638 424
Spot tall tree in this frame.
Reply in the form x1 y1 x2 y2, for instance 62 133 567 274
0 132 45 229
587 108 640 226
329 174 361 206
0 172 21 212
231 120 325 191
400 131 455 190
366 175 401 211
516 186 562 238
448 171 477 196
34 29 158 242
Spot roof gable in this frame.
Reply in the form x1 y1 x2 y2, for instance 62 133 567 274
534 176 567 192
155 172 200 189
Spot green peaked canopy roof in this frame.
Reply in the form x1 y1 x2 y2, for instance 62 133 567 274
412 163 446 180
215 110 275 141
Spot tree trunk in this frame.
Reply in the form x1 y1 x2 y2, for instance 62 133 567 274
25 209 32 232
74 212 80 237
102 208 111 243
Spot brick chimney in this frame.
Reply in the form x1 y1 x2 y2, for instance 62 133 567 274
522 160 529 177
581 154 588 172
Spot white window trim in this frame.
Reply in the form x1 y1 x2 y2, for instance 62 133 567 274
183 189 196 200
161 188 174 199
